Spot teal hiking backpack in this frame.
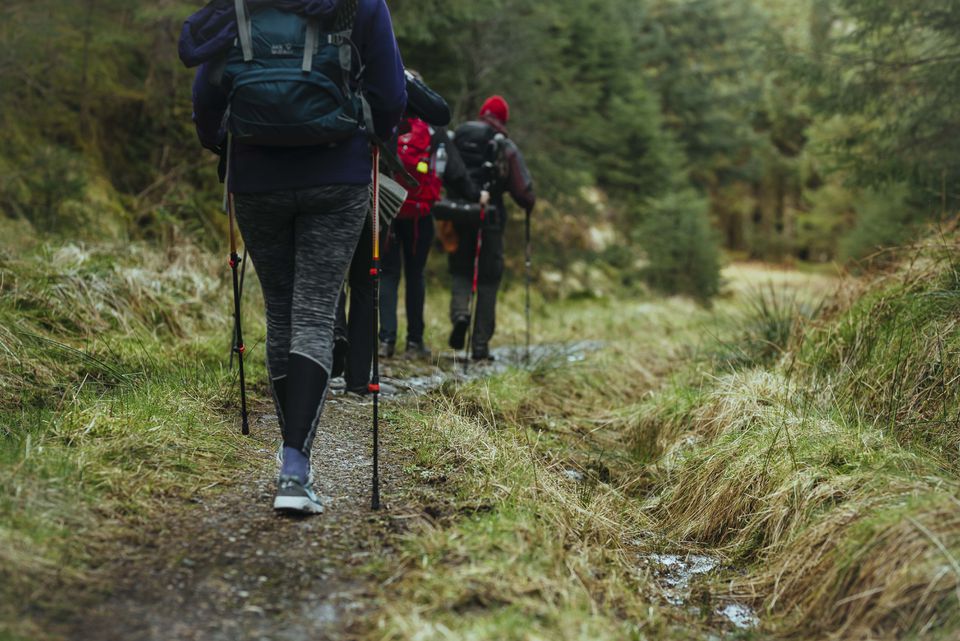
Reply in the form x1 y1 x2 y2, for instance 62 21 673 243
220 0 367 147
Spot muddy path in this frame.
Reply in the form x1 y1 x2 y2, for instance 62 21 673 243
60 397 417 641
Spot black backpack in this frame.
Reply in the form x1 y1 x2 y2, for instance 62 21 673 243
219 0 366 147
453 121 507 194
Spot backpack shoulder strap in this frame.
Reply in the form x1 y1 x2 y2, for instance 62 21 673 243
234 0 253 62
306 0 357 74
324 0 360 84
303 20 320 72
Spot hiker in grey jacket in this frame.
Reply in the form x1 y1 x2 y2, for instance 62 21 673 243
448 96 536 360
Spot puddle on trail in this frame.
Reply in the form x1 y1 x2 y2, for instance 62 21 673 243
649 553 718 605
330 341 605 397
645 553 760 631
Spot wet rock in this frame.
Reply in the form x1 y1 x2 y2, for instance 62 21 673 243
563 469 585 482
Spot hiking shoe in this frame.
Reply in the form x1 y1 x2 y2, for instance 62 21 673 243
404 341 432 360
472 346 495 362
332 336 349 379
448 318 470 350
273 476 324 515
379 341 395 359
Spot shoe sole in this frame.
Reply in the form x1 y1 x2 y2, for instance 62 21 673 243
273 496 324 515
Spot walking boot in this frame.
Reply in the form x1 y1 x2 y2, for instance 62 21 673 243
379 341 395 359
471 344 495 362
332 335 349 379
404 341 432 360
448 317 470 350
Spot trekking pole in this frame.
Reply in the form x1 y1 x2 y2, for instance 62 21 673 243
524 208 532 365
227 193 250 437
464 208 486 374
230 248 248 370
370 146 383 511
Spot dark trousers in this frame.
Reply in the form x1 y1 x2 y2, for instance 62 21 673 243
380 215 435 346
448 223 505 352
335 214 377 393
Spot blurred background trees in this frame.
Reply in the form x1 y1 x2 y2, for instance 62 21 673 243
2 0 959 298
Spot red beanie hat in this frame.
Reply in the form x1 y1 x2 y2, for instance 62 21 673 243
480 95 510 124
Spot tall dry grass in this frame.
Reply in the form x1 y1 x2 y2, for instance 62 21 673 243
635 237 960 639
0 241 257 640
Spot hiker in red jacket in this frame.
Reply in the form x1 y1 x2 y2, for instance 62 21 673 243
334 72 480 387
447 96 536 360
378 107 479 359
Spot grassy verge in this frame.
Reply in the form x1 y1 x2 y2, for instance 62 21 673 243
640 242 960 639
0 241 263 640
374 265 834 639
373 253 960 640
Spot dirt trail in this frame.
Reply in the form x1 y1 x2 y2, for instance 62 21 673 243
62 397 413 641
55 345 554 641
54 343 617 640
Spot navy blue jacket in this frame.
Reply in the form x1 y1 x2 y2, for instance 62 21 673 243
181 0 406 193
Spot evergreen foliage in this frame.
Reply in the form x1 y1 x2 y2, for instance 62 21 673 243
2 0 959 294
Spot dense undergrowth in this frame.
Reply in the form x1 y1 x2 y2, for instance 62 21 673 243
0 233 261 640
382 242 960 640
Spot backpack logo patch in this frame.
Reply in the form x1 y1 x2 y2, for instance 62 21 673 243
270 43 295 56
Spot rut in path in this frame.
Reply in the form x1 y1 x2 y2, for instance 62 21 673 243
63 397 413 641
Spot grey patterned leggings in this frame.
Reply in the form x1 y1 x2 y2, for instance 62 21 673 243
235 185 369 454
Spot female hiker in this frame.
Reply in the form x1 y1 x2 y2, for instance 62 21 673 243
181 0 406 515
